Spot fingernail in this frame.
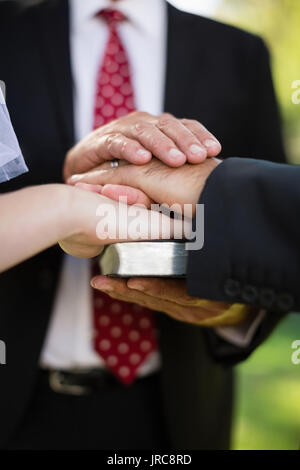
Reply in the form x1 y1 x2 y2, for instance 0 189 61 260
75 182 103 194
91 278 113 292
68 174 82 183
168 148 185 161
204 139 220 150
189 144 207 158
137 149 150 159
91 278 98 289
128 281 145 291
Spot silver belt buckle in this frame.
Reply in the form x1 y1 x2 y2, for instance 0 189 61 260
49 370 90 396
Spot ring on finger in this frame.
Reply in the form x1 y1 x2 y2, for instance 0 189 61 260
110 159 120 168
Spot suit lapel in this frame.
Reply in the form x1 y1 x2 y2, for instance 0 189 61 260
164 3 204 117
35 0 74 152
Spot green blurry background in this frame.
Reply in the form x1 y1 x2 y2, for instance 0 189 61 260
218 0 300 164
217 0 300 450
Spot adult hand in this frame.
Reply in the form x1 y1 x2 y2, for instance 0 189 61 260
63 111 221 180
90 276 253 327
59 185 181 258
68 156 222 214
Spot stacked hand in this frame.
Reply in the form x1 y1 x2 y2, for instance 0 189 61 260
68 155 220 213
66 112 222 214
64 112 252 328
58 186 182 259
64 111 221 179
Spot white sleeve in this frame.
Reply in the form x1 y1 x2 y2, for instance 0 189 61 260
215 309 266 348
0 83 28 183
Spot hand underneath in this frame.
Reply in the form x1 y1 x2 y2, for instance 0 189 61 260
68 156 221 214
64 111 221 180
90 276 253 328
59 185 180 258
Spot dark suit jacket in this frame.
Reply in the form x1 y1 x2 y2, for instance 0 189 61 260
187 158 299 363
0 0 286 449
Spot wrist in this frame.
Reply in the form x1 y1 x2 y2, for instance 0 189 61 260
54 184 82 240
188 158 222 217
198 158 222 199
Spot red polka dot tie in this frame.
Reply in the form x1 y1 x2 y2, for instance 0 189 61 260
93 9 135 127
92 9 157 385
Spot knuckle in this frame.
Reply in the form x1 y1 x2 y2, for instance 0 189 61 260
157 114 175 130
105 135 114 152
134 121 150 137
105 133 115 145
106 133 121 151
134 122 144 134
120 139 129 154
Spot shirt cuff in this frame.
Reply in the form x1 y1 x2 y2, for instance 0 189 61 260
215 309 266 348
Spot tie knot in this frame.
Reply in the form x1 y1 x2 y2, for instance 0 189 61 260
98 8 126 27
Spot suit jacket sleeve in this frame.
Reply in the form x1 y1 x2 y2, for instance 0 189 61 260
187 158 300 365
189 36 287 365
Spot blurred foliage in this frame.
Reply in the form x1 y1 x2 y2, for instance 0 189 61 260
233 314 300 450
217 0 300 163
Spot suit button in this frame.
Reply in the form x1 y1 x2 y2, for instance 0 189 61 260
241 285 258 304
224 279 240 298
259 288 276 309
276 293 294 313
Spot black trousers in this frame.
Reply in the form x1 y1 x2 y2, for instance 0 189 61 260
7 370 169 450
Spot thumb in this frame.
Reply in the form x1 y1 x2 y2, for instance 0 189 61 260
74 182 103 194
101 184 153 208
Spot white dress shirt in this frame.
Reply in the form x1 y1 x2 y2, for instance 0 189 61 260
40 0 263 370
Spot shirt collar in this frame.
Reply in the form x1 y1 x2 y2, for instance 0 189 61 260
70 0 166 37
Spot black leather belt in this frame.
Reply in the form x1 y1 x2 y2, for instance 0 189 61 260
42 368 152 396
43 368 122 396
